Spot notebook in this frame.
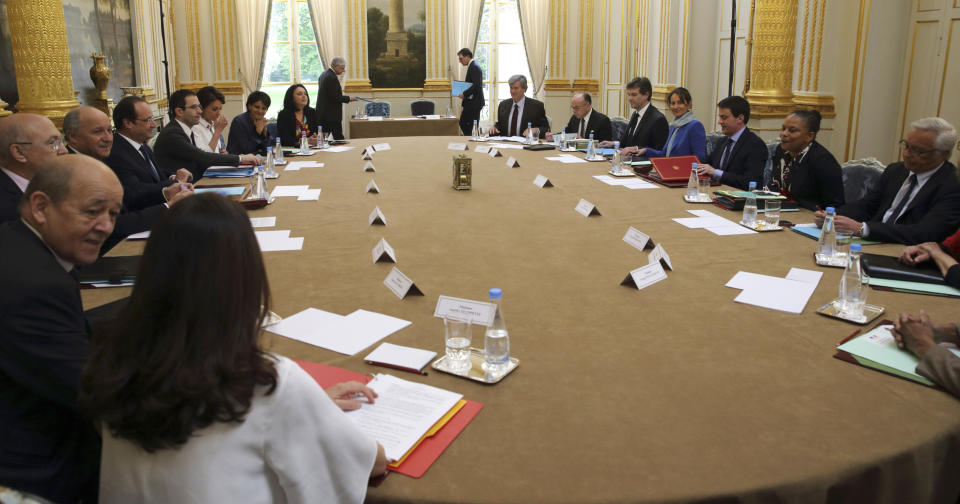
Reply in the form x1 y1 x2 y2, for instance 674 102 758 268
650 155 700 182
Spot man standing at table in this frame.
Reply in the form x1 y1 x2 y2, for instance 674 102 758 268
456 48 484 135
487 75 549 139
696 95 768 191
601 77 667 154
317 56 358 140
547 92 612 142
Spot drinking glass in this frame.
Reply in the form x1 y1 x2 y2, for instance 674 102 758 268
443 316 473 372
764 200 781 228
698 175 711 201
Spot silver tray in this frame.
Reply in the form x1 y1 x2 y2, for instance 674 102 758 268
431 347 519 384
739 220 784 232
683 194 714 203
814 252 848 268
608 169 636 177
816 300 884 325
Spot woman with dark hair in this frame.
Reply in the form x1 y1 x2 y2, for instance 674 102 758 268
227 91 271 155
769 109 844 210
277 84 321 146
80 194 386 502
193 85 228 153
636 87 706 162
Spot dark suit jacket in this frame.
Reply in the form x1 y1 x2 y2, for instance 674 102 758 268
619 105 668 150
839 161 960 244
495 97 549 139
100 137 173 211
153 120 239 181
0 167 20 222
706 128 769 190
226 112 269 156
277 107 322 146
769 141 844 211
565 110 613 142
461 60 485 111
317 68 349 136
0 220 100 503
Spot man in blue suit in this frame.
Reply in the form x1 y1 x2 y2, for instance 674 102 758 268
697 95 768 190
457 48 485 135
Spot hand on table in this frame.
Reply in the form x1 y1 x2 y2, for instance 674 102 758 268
326 381 378 411
893 310 937 357
239 154 259 165
900 244 934 265
696 163 718 177
487 125 500 136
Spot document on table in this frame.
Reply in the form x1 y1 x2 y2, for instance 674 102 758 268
126 230 150 240
725 267 822 314
346 373 463 462
324 145 354 153
373 143 392 151
364 342 436 372
270 185 310 198
673 209 756 234
592 175 658 189
297 188 322 201
284 161 324 171
266 307 412 355
249 216 276 228
545 154 587 164
254 230 304 252
489 142 524 150
836 324 935 385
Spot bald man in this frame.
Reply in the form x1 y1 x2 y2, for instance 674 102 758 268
0 155 123 503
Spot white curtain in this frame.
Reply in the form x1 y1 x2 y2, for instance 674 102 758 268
517 0 550 95
447 1 484 82
234 0 272 93
309 0 345 68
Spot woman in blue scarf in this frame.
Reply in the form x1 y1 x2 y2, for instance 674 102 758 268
637 87 706 162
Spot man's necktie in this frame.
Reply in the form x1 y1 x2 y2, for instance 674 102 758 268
630 111 641 138
885 174 919 224
139 144 160 182
510 104 519 137
719 138 734 171
190 132 197 147
579 118 586 138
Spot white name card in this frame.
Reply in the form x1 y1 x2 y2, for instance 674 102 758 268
623 226 654 251
505 156 519 168
361 151 373 160
373 143 392 151
433 295 497 326
369 206 387 226
621 262 668 290
367 116 383 121
363 161 376 172
533 174 553 188
648 243 673 270
575 198 601 217
383 267 423 299
372 238 397 263
366 180 380 194
474 145 491 154
488 148 502 158
448 142 468 151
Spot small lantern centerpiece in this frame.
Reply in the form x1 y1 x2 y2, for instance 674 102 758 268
452 154 472 190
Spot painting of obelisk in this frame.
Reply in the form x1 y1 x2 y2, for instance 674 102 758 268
367 0 426 88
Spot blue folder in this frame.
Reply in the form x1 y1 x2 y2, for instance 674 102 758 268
451 80 472 96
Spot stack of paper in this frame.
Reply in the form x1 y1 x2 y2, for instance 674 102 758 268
489 142 524 150
673 209 757 235
592 175 658 189
249 216 276 228
545 153 587 164
254 230 304 252
284 160 324 171
365 343 437 373
725 268 823 314
266 307 411 354
324 145 354 153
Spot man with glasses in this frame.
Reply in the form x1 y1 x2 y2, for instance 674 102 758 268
0 113 67 221
814 117 960 244
546 93 612 143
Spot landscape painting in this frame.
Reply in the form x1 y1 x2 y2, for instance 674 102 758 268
367 0 426 88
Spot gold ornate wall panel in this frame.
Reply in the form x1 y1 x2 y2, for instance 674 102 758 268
937 17 960 121
423 0 450 91
843 0 870 160
577 0 594 79
743 0 799 116
7 0 81 124
544 1 570 90
345 0 373 91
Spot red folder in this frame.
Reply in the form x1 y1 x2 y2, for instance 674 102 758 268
295 360 483 478
650 155 700 182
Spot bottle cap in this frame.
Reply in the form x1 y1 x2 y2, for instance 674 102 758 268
825 206 836 213
266 147 272 152
692 163 698 167
489 288 502 300
748 181 757 189
850 243 862 253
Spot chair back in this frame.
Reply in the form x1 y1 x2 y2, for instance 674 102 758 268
610 119 628 143
841 163 884 203
410 100 435 115
545 115 553 132
704 133 726 159
266 121 278 145
365 101 391 117
762 141 779 188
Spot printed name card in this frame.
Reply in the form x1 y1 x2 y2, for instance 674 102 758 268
648 243 673 270
505 156 520 168
361 151 373 160
368 206 387 226
488 148 502 158
371 238 397 263
363 161 376 172
622 226 654 251
373 143 392 151
474 145 491 154
433 295 497 326
366 180 380 194
383 267 423 299
621 262 668 290
448 142 468 151
533 174 553 188
575 198 602 217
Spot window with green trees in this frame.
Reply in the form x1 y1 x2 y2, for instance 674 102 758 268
474 0 532 123
260 0 323 119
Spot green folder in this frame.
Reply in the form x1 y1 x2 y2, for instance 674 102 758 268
835 325 935 386
868 277 960 297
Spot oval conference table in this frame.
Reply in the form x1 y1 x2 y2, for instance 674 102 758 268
84 136 960 504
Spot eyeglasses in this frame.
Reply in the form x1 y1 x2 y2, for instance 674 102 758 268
14 136 64 153
134 116 154 124
899 139 939 156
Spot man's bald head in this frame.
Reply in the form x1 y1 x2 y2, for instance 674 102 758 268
63 106 114 160
0 113 65 176
23 154 123 265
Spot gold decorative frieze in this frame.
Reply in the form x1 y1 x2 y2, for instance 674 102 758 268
344 80 374 92
652 84 675 103
543 79 573 91
744 0 799 116
793 92 836 117
423 79 452 92
212 81 244 95
572 79 601 93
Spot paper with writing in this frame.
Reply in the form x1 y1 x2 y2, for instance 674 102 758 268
372 238 397 263
621 262 668 290
533 174 553 188
622 227 654 251
373 143 392 151
433 295 497 326
648 243 673 270
505 156 519 167
575 198 601 217
488 148 502 157
384 267 423 298
474 145 490 154
448 143 467 151
369 206 387 226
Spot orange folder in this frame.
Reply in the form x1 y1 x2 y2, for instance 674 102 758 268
296 360 483 478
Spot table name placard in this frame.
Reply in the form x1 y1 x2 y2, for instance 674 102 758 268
474 145 491 154
369 206 387 226
448 142 468 151
363 161 376 172
621 262 668 290
433 295 497 326
362 151 373 160
623 226 655 251
533 174 553 188
366 180 380 194
488 148 502 158
372 238 397 263
575 198 602 217
373 143 392 151
384 267 423 299
648 243 673 270
505 157 520 168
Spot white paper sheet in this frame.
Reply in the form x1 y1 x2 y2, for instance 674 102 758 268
489 143 524 150
324 146 354 152
373 143 392 151
266 307 411 355
367 116 383 121
249 216 276 228
705 225 757 235
254 230 303 252
725 269 821 314
297 188 322 201
126 230 150 240
285 161 324 171
270 185 310 198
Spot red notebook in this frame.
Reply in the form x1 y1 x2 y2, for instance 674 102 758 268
650 155 700 182
296 360 483 478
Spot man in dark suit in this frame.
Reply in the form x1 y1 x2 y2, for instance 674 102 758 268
814 118 960 244
153 89 257 181
547 92 612 142
317 56 357 140
0 154 124 503
697 95 768 190
602 77 668 153
457 48 485 135
488 75 549 139
0 114 66 221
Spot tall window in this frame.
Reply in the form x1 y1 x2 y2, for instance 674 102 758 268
474 0 532 123
260 0 324 119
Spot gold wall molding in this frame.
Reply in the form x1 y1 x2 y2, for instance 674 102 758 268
543 79 573 91
346 0 372 89
7 0 82 125
844 0 871 160
793 92 835 117
423 79 452 92
797 0 827 92
743 0 799 116
212 81 244 95
577 0 594 78
571 79 600 92
547 1 568 81
652 83 675 103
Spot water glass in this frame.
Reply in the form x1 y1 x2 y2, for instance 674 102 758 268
764 200 781 228
698 175 711 200
443 316 473 372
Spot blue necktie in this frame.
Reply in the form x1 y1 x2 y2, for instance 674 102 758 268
139 144 160 182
